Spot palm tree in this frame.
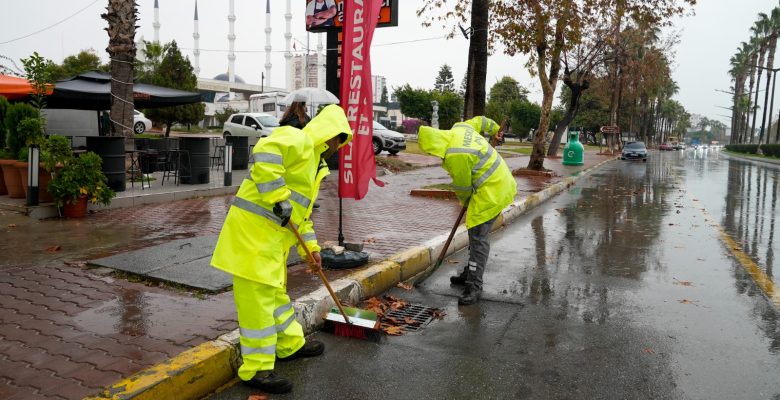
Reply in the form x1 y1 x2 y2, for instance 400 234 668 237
749 15 771 143
101 0 137 137
744 38 760 143
759 8 780 144
729 44 751 144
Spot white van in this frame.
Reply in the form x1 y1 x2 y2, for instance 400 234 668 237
249 92 287 118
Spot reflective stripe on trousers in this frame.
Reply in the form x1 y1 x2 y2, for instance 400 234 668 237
233 275 305 380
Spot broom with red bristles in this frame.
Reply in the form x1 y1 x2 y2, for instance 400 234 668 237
289 221 381 341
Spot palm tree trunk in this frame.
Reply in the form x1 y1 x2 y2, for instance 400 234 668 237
760 34 778 144
751 47 767 143
102 0 138 138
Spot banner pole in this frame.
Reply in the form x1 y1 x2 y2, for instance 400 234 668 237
338 197 344 246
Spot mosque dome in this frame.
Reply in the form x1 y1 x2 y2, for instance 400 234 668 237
213 73 245 84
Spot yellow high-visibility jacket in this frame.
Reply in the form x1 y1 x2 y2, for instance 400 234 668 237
419 123 516 228
211 105 353 287
456 116 500 137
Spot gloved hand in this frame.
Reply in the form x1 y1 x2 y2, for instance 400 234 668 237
308 251 322 273
273 201 292 226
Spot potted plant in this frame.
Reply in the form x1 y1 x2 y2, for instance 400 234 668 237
49 152 115 218
0 95 9 195
2 103 37 199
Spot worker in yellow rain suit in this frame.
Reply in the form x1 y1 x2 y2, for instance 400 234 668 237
418 120 517 305
211 104 352 394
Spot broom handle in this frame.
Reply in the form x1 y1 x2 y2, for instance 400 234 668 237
288 222 352 325
412 202 468 287
435 203 468 269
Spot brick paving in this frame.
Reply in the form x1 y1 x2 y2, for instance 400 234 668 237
0 150 612 399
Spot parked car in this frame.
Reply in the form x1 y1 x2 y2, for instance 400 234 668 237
373 121 406 155
222 112 279 138
620 141 648 162
133 110 152 134
673 142 685 150
659 142 673 151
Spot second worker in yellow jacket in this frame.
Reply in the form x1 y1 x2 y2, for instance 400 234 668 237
418 119 517 305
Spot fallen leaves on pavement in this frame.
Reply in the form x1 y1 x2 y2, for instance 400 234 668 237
673 278 694 287
382 325 404 336
7 224 16 228
247 394 268 400
46 245 62 253
643 348 655 354
360 294 446 336
678 299 697 305
396 282 413 291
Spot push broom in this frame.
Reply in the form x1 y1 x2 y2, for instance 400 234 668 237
288 221 381 341
413 203 468 286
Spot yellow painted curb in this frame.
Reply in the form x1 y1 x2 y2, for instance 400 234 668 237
348 260 401 298
86 340 238 400
698 208 780 309
390 246 432 281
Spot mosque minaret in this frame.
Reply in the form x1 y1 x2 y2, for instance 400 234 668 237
192 1 200 77
153 0 160 43
227 0 237 83
284 0 293 90
264 0 272 86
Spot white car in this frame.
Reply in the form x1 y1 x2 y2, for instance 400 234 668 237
133 110 152 134
372 121 406 155
222 113 279 139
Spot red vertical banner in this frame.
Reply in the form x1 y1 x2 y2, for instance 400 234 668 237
339 0 383 200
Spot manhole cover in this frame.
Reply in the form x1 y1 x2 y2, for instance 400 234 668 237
384 304 436 332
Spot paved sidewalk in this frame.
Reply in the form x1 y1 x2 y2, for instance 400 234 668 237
0 150 612 399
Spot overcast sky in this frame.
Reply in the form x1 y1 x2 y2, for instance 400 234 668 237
0 0 777 126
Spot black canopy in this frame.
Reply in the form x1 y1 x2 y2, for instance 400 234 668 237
46 72 202 110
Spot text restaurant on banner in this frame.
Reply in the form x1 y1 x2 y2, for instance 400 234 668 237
339 0 384 200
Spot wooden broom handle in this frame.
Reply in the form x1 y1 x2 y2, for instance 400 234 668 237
288 222 352 325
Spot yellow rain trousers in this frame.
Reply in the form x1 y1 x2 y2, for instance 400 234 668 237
211 105 353 378
418 123 516 228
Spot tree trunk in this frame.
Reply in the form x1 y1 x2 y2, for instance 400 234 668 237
464 0 488 119
547 76 586 156
760 34 777 144
102 0 137 138
750 47 767 143
607 0 625 153
526 5 565 171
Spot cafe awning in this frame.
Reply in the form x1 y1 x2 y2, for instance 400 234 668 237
0 74 52 101
46 72 202 110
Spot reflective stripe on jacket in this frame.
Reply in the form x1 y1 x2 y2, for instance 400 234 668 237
211 105 353 286
418 124 517 228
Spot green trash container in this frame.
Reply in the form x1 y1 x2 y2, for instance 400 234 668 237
562 131 584 166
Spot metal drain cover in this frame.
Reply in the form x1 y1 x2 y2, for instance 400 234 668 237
384 304 436 332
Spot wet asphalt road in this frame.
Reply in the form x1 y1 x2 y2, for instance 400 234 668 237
208 149 780 400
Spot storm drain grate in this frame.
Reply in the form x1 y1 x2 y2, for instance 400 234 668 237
384 304 436 332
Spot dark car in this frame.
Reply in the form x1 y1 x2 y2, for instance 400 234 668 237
621 141 648 162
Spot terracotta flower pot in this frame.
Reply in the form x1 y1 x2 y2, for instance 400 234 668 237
0 160 24 198
38 165 54 203
0 162 6 196
15 161 29 196
62 195 88 218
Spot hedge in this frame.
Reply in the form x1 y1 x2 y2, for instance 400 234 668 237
761 144 780 157
724 144 759 154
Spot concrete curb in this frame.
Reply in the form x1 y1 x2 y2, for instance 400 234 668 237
89 157 615 400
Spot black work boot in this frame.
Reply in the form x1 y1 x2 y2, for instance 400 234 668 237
278 340 325 362
458 284 482 305
244 371 293 394
450 268 468 285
